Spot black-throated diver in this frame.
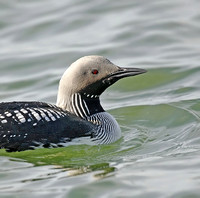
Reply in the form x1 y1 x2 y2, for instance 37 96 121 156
0 56 146 152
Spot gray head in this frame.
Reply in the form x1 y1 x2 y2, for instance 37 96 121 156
56 55 146 113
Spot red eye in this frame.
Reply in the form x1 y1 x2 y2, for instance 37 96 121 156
92 69 99 75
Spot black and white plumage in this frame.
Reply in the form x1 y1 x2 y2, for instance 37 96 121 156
0 55 146 151
0 102 98 151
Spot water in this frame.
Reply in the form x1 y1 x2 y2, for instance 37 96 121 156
1 0 200 197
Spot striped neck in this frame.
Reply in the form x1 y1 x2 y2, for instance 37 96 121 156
67 93 104 119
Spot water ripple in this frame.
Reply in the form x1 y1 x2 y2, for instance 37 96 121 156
1 0 200 197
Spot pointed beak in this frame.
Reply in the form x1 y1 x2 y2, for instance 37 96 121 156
112 67 147 79
103 66 147 85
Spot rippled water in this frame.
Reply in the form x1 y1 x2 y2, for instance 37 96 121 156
1 0 200 197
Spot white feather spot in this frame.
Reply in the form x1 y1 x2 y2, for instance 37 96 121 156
5 113 12 117
20 118 26 123
51 116 56 121
20 109 28 114
46 111 56 121
1 120 7 124
16 113 26 123
29 109 41 121
45 116 50 122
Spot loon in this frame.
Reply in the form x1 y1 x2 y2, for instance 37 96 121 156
0 56 146 152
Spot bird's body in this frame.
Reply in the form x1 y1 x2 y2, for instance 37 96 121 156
0 102 97 151
0 56 146 151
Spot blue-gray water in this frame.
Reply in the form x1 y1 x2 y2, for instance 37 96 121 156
1 0 200 197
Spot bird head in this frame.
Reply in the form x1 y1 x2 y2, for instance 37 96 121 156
57 55 146 110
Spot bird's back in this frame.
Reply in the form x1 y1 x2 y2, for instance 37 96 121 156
0 102 96 151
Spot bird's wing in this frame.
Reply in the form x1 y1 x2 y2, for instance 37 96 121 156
0 102 97 151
